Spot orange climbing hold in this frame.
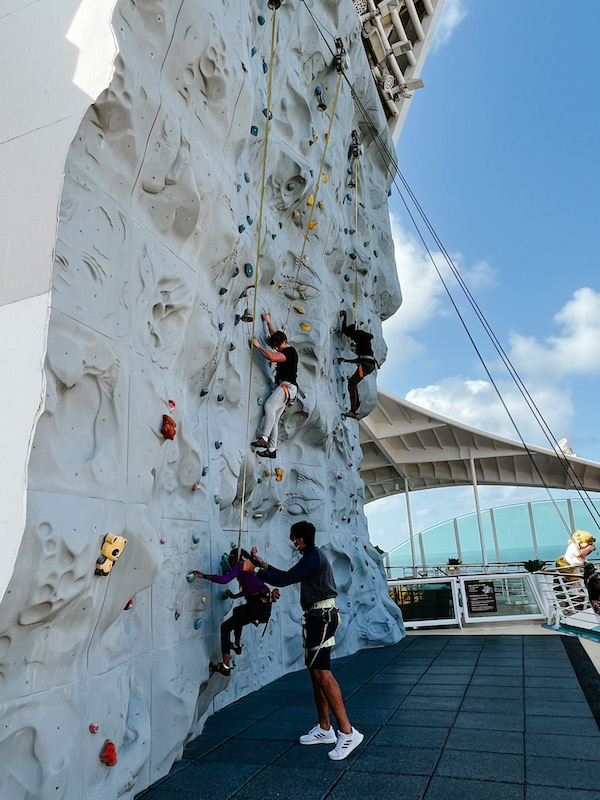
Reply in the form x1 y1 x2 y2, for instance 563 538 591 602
99 739 118 767
161 415 177 440
95 533 127 576
275 468 284 481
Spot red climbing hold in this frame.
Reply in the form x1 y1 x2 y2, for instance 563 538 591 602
161 415 177 440
168 399 176 410
99 739 117 767
89 723 99 734
124 597 135 611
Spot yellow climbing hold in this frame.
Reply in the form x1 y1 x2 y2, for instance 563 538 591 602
300 322 311 331
297 284 307 292
292 211 300 219
307 195 314 206
308 220 318 230
275 284 282 290
264 470 271 478
275 468 284 481
293 305 305 314
317 201 324 210
322 173 329 183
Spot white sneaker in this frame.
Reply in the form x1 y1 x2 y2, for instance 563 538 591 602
327 727 364 761
299 724 337 746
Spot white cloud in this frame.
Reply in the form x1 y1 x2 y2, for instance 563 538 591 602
431 0 468 53
381 215 495 370
510 287 600 380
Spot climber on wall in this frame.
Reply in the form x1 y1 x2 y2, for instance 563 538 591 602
241 521 364 761
251 312 298 458
337 309 378 419
191 548 279 677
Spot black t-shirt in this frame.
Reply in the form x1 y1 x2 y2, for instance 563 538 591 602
274 346 298 385
344 323 374 358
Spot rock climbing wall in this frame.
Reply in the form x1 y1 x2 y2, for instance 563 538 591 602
0 1 404 797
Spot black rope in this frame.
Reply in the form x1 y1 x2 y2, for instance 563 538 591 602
299 0 600 532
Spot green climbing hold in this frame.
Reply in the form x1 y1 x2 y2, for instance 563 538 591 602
364 241 370 247
257 397 264 405
287 182 295 191
374 250 379 257
219 287 228 295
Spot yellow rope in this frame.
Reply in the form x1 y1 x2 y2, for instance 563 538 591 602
285 70 343 329
237 9 278 559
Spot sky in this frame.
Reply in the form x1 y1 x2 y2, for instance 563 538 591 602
366 0 600 553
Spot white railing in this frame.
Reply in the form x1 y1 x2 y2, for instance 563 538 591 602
535 568 592 627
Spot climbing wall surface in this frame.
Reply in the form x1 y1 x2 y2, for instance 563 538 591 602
0 1 404 797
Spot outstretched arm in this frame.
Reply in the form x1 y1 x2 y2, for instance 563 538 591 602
242 549 320 588
252 338 287 363
262 312 277 335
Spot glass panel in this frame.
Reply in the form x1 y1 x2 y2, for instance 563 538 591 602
388 581 455 622
421 520 458 565
456 514 483 564
572 499 600 538
531 500 571 563
492 504 533 563
463 576 541 618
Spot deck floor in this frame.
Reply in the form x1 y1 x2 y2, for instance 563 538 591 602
137 634 600 800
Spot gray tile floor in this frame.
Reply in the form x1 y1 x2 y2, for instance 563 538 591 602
136 635 600 800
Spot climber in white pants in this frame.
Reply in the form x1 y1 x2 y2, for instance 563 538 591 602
251 313 298 459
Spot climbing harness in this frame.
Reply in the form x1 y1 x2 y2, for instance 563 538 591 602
303 599 340 669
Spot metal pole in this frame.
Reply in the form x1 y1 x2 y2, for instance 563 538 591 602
404 477 417 577
528 502 540 560
469 451 488 572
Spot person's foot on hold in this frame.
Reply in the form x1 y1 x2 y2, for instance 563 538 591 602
344 410 357 419
215 662 231 677
299 724 337 746
257 448 276 458
328 727 364 760
232 642 243 655
251 437 268 449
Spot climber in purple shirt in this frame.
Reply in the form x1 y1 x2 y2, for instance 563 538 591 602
192 548 279 677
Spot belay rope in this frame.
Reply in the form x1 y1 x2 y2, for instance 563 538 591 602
237 5 278 560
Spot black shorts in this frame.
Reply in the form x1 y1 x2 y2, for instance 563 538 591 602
304 608 339 670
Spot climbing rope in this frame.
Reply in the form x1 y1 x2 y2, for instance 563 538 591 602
284 66 344 329
237 6 279 559
352 132 360 321
300 0 600 536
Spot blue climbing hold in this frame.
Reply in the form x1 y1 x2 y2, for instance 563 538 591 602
202 466 209 476
258 15 265 24
217 394 224 402
244 172 250 183
234 314 241 325
193 618 202 629
200 389 208 396
262 108 273 120
229 343 236 351
214 494 221 504
215 441 222 449
346 194 352 202
233 266 239 277
244 263 253 278
344 228 348 234
186 573 196 583
219 287 228 295
344 274 350 282
349 253 356 260
374 250 379 257
250 125 258 136
263 61 268 73
192 532 201 544
218 322 224 331
236 184 241 193
251 46 257 56
247 216 253 225
349 228 355 235
238 224 245 233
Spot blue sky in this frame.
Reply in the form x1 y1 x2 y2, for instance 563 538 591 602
366 0 600 553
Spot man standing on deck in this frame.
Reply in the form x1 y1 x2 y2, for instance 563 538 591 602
241 520 364 761
251 312 298 459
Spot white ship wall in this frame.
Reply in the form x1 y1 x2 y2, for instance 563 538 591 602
0 1 404 797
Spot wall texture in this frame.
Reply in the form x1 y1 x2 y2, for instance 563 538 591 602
0 1 404 797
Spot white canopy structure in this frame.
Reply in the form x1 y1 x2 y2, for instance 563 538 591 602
359 388 600 569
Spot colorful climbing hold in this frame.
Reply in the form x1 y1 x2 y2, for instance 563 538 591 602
217 394 224 402
202 466 209 476
161 414 177 439
244 172 251 183
344 274 350 282
95 533 127 577
275 468 284 481
234 314 241 325
168 399 176 410
349 253 356 260
193 618 202 629
218 322 224 331
293 305 305 314
263 61 268 73
250 126 258 137
100 740 118 767
258 15 265 24
238 224 245 233
262 108 273 120
349 228 355 235
201 596 207 604
229 342 236 351
186 573 195 583
200 388 208 396
253 513 263 519
244 262 253 277
219 287 228 295
307 195 314 206
214 494 221 504
192 482 200 492
364 241 370 247
236 184 241 193
192 532 201 544
373 250 379 257
233 266 240 277
317 201 324 209
292 211 300 219
322 173 328 183
251 46 257 57
300 322 311 331
215 441 222 449
89 723 99 734
257 397 263 405
247 216 253 225
308 220 318 229
124 597 135 611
